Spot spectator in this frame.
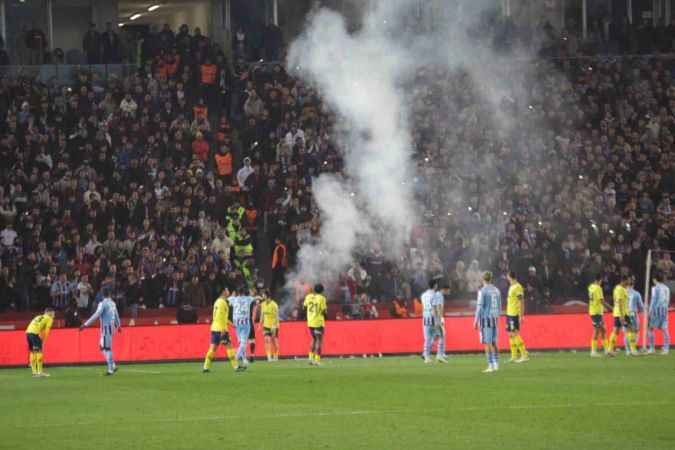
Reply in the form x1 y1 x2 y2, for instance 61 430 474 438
76 274 93 313
83 23 101 64
183 274 207 307
101 22 120 64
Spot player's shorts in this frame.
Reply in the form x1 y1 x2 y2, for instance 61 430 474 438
649 316 668 329
263 327 279 337
590 314 604 328
210 331 231 345
613 316 629 329
506 315 520 332
626 313 639 330
100 329 113 351
26 333 42 352
309 326 324 338
480 326 497 345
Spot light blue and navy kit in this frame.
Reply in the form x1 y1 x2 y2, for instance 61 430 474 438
475 284 501 345
421 289 445 358
83 297 120 350
228 295 256 360
627 288 644 330
649 283 670 329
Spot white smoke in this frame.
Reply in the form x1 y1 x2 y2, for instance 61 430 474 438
284 0 554 288
286 2 418 285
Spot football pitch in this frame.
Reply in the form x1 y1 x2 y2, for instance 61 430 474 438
1 353 674 450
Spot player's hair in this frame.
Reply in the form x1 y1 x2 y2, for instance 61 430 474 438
44 307 55 314
440 283 450 291
594 272 603 281
428 279 439 290
508 271 517 280
101 286 112 297
482 271 492 283
314 283 324 294
653 273 663 283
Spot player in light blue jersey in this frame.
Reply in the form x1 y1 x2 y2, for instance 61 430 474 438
647 273 670 355
624 278 644 355
228 287 259 369
473 272 501 373
80 287 121 375
421 280 448 364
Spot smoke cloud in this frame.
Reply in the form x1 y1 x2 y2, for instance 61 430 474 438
286 2 418 285
285 0 561 290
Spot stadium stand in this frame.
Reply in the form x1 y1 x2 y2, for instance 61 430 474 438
0 19 673 328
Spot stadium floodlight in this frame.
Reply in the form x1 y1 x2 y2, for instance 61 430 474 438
130 13 142 20
148 4 161 12
118 23 125 28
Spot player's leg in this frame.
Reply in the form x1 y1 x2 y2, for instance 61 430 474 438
308 329 316 363
273 329 280 360
662 323 670 354
102 331 115 375
607 319 619 354
248 326 256 362
27 335 39 376
314 331 323 365
423 325 433 363
436 327 447 362
263 328 272 361
236 325 249 364
647 325 656 353
591 324 599 356
203 335 218 372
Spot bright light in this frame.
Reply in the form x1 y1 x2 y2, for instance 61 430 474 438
130 13 142 21
148 4 161 12
118 23 125 28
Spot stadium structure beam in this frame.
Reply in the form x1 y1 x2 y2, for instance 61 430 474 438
273 0 278 26
0 0 5 47
667 0 672 24
582 0 587 40
627 0 633 24
561 0 566 29
46 0 53 51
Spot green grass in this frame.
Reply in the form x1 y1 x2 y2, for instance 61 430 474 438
1 353 674 450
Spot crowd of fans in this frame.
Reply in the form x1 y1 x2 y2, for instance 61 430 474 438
0 17 674 322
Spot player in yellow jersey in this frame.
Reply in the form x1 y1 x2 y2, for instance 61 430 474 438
607 275 635 356
203 288 241 372
303 283 327 366
588 273 609 356
25 308 55 377
259 289 280 361
506 272 529 363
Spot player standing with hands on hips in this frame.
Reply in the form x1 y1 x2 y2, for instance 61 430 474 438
80 287 121 376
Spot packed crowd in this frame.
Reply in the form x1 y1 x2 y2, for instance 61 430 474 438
1 19 674 321
0 24 263 317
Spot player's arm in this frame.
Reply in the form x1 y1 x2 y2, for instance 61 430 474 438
637 293 644 313
113 304 122 332
517 287 525 322
80 302 103 330
41 317 54 343
473 292 483 329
